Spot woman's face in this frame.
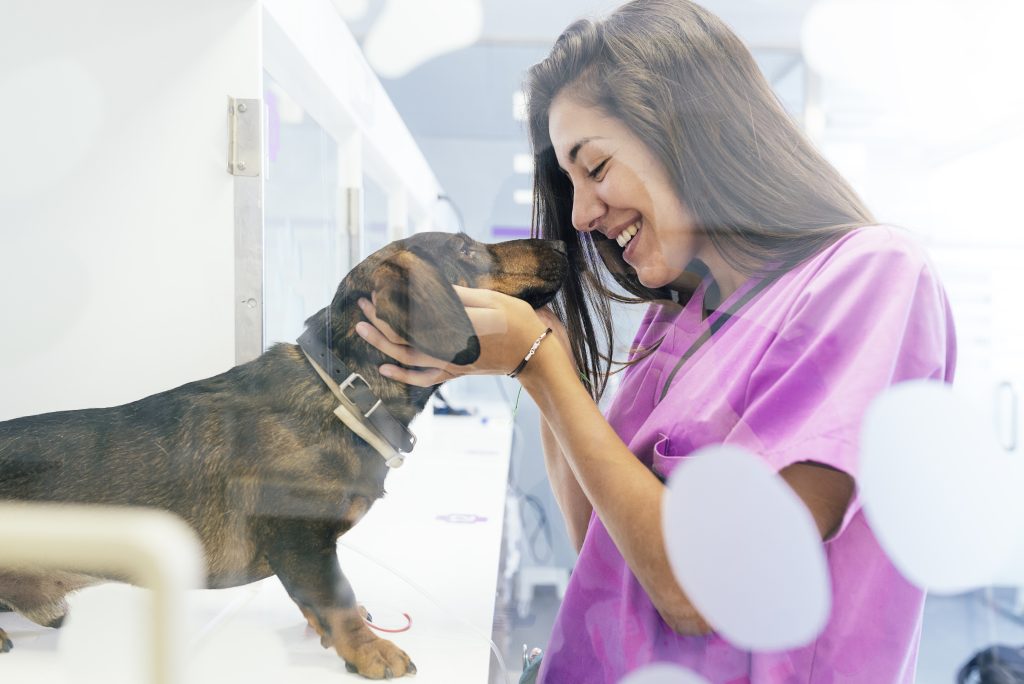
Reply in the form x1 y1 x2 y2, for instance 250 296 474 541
547 92 703 290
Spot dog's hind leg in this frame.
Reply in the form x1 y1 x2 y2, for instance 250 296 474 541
263 519 416 679
0 570 97 652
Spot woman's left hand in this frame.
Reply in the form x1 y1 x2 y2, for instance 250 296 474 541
355 285 552 387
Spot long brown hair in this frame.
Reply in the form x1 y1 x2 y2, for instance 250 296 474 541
526 0 874 401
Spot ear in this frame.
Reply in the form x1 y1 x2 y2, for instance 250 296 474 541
370 249 481 365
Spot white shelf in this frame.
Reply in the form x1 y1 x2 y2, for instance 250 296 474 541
0 401 515 683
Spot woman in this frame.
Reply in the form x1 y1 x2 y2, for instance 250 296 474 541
356 0 956 681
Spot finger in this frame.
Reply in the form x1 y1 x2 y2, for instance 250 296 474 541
358 297 409 346
379 364 458 388
355 321 448 369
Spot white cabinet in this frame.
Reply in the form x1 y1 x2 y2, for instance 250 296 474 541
0 0 444 419
930 245 1024 458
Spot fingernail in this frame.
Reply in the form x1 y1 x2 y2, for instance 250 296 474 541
355 322 369 337
379 366 393 378
357 297 370 310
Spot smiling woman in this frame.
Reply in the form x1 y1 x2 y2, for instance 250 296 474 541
547 96 712 295
351 1 956 682
527 3 876 402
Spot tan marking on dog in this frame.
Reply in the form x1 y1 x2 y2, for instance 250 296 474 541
314 606 415 679
0 569 98 626
340 496 372 531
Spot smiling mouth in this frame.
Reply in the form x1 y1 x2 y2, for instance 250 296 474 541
615 221 640 248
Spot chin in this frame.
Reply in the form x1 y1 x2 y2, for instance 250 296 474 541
634 268 674 290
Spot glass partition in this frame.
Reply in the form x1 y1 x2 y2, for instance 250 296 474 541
263 74 348 349
4 3 1024 684
362 175 391 260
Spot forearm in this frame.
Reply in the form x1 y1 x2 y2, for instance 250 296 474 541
520 342 710 634
540 415 593 553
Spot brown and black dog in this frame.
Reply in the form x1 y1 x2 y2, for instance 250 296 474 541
0 231 567 678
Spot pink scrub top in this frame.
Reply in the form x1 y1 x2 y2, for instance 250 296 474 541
538 226 957 683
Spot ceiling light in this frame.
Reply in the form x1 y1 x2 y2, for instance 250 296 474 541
513 154 533 174
513 189 532 205
512 91 527 122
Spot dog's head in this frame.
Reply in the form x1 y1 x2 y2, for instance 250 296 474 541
338 232 568 367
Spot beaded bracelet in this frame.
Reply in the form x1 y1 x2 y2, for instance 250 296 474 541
507 328 553 379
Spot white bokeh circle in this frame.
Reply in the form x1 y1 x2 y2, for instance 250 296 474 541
662 445 831 650
860 380 1024 593
363 0 483 79
618 662 710 684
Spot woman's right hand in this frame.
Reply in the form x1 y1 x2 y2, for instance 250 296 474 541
356 285 558 387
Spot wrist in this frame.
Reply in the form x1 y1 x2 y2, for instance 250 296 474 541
515 329 576 393
507 327 553 379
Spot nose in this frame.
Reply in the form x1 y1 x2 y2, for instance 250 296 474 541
571 186 605 233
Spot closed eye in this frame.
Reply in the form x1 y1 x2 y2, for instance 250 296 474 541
587 158 609 180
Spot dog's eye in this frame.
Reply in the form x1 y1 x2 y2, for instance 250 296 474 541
459 245 474 257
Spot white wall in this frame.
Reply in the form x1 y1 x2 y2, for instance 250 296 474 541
0 0 261 419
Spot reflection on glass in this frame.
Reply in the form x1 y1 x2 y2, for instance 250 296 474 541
263 74 349 349
363 175 390 260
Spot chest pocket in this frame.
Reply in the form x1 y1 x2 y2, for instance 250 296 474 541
652 433 697 483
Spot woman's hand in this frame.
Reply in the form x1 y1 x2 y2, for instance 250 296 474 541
355 285 559 387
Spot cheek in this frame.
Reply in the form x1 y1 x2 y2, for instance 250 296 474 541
668 230 699 262
592 184 615 209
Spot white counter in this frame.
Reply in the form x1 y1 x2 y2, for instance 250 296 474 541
0 400 516 683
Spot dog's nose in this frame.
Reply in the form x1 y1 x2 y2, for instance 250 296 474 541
551 240 567 255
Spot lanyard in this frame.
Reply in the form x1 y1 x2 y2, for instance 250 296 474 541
657 275 778 404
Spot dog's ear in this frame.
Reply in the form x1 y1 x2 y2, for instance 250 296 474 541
370 249 481 365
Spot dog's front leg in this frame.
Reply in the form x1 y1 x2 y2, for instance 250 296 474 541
263 519 415 679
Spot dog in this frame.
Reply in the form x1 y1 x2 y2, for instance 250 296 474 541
0 231 567 678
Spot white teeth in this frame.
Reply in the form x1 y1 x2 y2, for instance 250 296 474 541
615 222 640 248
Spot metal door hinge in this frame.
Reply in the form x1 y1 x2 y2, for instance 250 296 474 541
228 97 261 177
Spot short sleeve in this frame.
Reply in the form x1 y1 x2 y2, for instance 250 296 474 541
723 230 957 536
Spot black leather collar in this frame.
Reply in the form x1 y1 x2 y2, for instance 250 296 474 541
297 327 417 454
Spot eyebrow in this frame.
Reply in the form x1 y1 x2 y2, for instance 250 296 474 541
568 137 605 164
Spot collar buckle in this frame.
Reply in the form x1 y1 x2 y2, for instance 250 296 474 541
338 372 382 418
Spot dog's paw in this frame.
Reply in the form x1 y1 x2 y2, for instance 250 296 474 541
343 638 416 679
0 628 12 654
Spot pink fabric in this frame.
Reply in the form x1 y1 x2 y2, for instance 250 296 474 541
538 226 957 683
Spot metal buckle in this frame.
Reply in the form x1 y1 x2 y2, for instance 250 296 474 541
338 373 380 418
